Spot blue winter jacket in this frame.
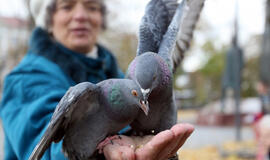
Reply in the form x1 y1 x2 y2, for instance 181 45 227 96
0 28 125 160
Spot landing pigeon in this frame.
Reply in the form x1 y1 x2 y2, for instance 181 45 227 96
127 0 205 134
29 79 147 160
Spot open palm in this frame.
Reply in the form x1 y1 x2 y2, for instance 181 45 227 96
103 123 194 160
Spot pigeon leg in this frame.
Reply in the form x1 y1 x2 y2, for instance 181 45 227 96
97 135 122 153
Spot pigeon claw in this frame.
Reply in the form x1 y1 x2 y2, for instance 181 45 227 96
96 135 122 153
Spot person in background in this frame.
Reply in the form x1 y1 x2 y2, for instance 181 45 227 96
255 81 270 160
0 0 194 159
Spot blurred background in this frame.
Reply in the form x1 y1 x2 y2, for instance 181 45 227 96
0 0 269 159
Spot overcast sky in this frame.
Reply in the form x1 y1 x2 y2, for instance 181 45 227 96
0 0 266 72
0 0 265 35
107 0 266 71
107 0 265 42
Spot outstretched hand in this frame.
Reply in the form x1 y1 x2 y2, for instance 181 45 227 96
102 123 194 160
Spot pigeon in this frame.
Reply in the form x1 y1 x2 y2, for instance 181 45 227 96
29 79 147 160
126 0 205 135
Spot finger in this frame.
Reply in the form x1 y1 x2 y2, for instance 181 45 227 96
173 123 194 148
169 123 194 155
157 124 187 160
136 130 174 160
157 124 191 159
156 137 177 160
171 123 194 144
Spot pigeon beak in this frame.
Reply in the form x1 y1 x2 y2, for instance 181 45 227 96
140 88 150 115
140 100 149 116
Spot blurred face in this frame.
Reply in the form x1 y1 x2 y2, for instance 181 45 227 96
51 0 103 54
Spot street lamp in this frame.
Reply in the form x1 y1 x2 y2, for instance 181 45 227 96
221 0 244 141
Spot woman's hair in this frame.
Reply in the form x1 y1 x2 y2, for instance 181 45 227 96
29 0 107 31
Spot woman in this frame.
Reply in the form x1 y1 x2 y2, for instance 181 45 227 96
0 0 194 159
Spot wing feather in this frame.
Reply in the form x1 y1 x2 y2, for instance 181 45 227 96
172 0 205 73
137 0 178 56
158 0 189 68
28 82 99 160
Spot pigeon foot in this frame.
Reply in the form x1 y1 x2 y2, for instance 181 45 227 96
97 135 122 153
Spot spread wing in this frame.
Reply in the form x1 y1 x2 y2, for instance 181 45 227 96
136 0 178 56
171 0 205 73
158 0 188 69
28 82 99 160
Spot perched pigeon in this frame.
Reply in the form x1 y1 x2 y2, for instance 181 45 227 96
127 0 205 134
29 79 147 160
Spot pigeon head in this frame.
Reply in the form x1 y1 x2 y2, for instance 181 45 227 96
131 53 162 112
104 79 149 118
121 80 150 116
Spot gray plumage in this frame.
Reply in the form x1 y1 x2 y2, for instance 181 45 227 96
127 0 205 134
172 0 205 72
137 0 205 73
127 53 177 134
29 79 144 160
136 0 178 55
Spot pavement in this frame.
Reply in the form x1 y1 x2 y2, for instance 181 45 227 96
182 125 254 149
178 109 255 149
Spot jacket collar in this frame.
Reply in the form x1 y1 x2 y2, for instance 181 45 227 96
27 27 113 83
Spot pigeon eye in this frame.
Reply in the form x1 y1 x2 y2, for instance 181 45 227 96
131 90 138 97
